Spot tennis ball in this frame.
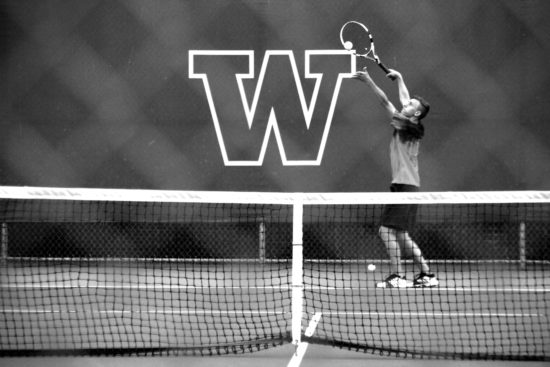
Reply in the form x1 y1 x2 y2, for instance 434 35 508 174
344 41 353 50
368 264 376 272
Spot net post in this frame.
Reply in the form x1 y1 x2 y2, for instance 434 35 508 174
519 221 526 270
1 223 7 265
291 199 304 347
258 219 266 262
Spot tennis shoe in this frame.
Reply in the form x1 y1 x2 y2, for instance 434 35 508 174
376 274 412 288
413 273 439 287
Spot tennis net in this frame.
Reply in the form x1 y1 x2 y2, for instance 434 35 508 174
0 187 549 360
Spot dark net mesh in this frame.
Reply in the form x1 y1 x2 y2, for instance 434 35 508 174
0 198 293 356
302 202 550 360
0 190 549 360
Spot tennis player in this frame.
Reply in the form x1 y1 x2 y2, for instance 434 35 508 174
352 67 439 288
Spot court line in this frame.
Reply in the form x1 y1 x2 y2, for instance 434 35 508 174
308 286 550 292
0 308 544 318
287 312 321 367
0 308 289 315
1 283 549 292
312 311 546 318
0 284 290 290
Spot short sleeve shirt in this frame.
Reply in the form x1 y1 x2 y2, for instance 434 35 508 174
389 112 423 187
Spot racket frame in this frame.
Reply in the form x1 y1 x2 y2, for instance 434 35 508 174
340 20 393 78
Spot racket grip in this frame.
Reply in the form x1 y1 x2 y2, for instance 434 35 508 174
377 62 396 80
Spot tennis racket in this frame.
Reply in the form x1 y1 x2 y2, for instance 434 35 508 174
340 20 395 80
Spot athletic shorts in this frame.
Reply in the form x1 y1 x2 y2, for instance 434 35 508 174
380 184 419 231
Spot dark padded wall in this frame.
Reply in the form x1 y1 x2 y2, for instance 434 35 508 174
2 0 549 191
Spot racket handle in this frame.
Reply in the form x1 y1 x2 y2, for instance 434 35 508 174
377 62 396 80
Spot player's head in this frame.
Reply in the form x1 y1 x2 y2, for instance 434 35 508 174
402 96 430 120
411 95 430 120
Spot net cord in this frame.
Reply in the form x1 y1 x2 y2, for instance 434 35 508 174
1 186 550 205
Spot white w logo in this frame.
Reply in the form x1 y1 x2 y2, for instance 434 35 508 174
188 50 355 166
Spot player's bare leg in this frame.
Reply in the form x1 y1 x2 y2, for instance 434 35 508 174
379 225 402 274
397 232 439 287
397 231 430 274
377 225 411 288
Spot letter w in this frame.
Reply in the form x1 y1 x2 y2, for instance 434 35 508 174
189 50 353 166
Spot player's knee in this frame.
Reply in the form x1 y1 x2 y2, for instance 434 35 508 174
379 225 394 238
397 231 410 241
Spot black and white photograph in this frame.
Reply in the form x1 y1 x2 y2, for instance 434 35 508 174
1 1 549 366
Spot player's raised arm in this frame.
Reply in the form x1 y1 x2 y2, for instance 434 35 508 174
387 69 410 107
352 67 396 119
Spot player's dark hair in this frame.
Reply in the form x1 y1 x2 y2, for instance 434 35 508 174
412 95 430 120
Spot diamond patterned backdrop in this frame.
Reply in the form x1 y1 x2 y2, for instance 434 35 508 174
2 0 550 191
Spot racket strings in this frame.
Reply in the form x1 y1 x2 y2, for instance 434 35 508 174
340 21 376 60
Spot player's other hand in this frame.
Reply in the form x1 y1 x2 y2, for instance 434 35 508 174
352 67 371 82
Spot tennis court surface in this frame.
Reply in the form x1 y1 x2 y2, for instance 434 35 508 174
0 187 549 361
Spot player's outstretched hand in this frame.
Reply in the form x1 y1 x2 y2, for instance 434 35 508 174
352 67 371 82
